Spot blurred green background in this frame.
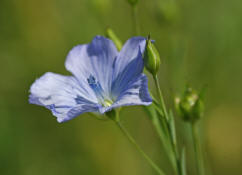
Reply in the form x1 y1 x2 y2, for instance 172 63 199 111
0 0 242 174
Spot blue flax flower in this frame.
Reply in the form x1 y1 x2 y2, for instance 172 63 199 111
29 36 152 123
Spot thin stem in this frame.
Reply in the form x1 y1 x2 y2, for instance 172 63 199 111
153 75 169 121
132 5 140 35
168 122 182 175
115 121 166 175
172 140 182 175
153 75 183 175
191 122 204 175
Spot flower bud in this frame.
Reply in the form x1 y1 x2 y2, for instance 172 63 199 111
126 0 139 6
175 87 204 123
143 37 161 77
105 28 123 51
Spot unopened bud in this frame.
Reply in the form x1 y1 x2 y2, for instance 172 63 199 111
175 87 204 123
105 28 123 51
143 37 161 77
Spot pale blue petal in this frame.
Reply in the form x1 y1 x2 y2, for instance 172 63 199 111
57 104 99 123
65 36 118 96
111 37 147 98
29 72 99 122
100 74 152 113
112 37 146 81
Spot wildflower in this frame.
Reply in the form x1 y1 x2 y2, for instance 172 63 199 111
29 36 152 123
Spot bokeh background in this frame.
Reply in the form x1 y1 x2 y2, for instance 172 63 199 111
0 0 242 174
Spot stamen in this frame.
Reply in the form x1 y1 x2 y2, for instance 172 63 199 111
103 99 113 107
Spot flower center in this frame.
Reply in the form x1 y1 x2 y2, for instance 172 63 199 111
103 99 113 107
87 75 113 107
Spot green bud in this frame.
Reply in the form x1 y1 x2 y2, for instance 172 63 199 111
105 28 123 51
143 37 161 77
175 87 204 123
126 0 139 6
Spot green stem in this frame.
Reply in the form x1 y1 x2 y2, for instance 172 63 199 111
153 75 183 175
167 121 183 175
132 5 140 35
115 121 166 175
172 139 182 175
191 122 204 175
153 75 169 122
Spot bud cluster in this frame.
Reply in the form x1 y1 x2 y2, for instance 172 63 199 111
175 87 204 123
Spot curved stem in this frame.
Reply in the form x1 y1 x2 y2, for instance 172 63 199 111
115 121 166 175
191 122 204 175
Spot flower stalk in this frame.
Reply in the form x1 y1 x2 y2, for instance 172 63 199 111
191 122 204 175
108 110 166 175
115 120 166 175
153 75 168 120
153 75 184 175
